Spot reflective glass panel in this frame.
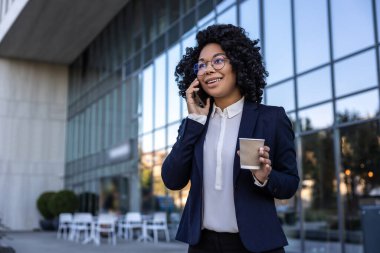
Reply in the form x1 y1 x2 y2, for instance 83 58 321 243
154 54 167 128
294 0 329 72
297 67 332 108
266 80 295 112
168 44 181 123
301 130 341 253
299 103 333 131
216 5 237 25
182 32 196 55
154 128 166 151
331 0 374 59
334 50 377 97
168 122 180 147
142 65 153 133
340 121 380 249
336 90 379 123
239 0 260 40
141 133 153 153
216 0 235 13
264 0 293 84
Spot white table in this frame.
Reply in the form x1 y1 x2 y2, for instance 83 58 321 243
137 215 153 243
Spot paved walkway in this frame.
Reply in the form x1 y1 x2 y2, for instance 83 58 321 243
3 232 188 253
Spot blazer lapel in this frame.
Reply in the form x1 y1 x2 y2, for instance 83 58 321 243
233 101 259 185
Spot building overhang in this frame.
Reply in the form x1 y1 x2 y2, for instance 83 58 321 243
0 0 129 64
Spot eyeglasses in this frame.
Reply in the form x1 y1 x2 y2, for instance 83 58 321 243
193 55 229 76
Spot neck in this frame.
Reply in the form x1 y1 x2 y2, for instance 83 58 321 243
214 91 242 110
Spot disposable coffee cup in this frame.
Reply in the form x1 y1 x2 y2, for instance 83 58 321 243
239 138 265 170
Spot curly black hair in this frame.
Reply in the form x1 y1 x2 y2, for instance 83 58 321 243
175 24 268 104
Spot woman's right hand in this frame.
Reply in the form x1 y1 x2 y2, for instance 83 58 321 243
185 78 210 115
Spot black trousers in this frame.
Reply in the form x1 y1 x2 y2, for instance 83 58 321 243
188 229 285 253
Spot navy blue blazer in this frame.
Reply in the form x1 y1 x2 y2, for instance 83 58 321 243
161 100 299 252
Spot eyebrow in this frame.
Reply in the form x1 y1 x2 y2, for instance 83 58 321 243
198 53 226 62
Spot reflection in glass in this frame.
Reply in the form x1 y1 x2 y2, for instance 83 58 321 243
239 0 260 40
336 90 379 123
168 122 180 147
264 0 293 84
216 5 237 25
154 54 167 128
299 103 333 131
168 45 181 123
266 80 295 112
334 50 377 97
294 0 329 72
340 121 380 248
301 130 341 253
154 128 166 151
331 0 374 59
297 67 331 108
142 65 153 133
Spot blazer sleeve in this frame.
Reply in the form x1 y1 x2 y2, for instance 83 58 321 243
261 107 300 199
161 118 206 190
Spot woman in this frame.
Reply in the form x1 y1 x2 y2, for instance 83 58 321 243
161 24 299 253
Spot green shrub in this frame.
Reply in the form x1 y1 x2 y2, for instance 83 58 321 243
36 192 56 220
48 190 79 217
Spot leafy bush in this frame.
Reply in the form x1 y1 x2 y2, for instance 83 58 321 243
36 192 56 220
48 190 79 217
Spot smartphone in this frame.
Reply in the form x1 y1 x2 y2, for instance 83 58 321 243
193 84 209 108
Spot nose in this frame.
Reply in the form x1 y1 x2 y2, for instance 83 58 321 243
205 62 215 74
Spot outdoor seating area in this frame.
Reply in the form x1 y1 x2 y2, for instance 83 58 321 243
56 211 176 246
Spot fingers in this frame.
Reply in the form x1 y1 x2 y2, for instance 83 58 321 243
185 78 200 101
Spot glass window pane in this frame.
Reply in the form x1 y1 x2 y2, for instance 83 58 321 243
336 90 379 123
168 122 180 147
168 44 181 123
142 65 153 133
295 0 329 72
197 0 215 28
239 0 260 40
154 128 166 150
182 32 196 55
216 5 237 25
340 121 380 248
216 0 235 13
331 0 374 59
297 67 332 108
377 0 380 42
154 54 167 128
264 0 293 84
334 50 377 97
299 103 333 131
141 133 153 153
266 80 295 112
301 130 340 253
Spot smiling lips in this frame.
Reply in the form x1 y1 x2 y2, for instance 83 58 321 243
205 77 223 86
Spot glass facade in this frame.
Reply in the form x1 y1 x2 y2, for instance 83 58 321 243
65 0 380 252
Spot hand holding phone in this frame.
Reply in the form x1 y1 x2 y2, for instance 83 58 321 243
192 81 209 108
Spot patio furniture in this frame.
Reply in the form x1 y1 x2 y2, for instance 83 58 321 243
57 213 73 239
94 214 118 245
69 213 93 242
145 212 170 243
118 212 143 240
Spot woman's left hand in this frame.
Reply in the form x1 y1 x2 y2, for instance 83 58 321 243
252 146 272 183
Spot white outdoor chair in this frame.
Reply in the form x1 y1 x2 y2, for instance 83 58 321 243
146 212 170 243
118 212 143 240
94 214 117 245
69 213 93 242
57 213 73 239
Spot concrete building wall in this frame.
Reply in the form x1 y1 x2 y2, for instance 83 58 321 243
0 58 68 230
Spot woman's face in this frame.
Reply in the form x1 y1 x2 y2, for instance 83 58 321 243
197 43 240 104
